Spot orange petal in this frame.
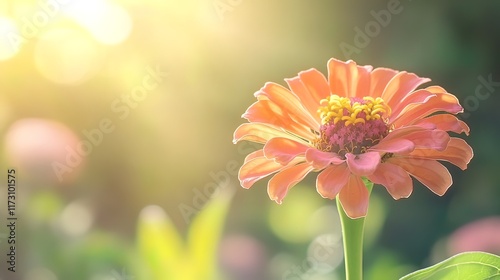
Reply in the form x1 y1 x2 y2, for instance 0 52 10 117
285 76 321 124
239 155 300 189
345 152 380 176
243 99 314 140
263 137 310 165
389 89 436 121
244 149 264 163
267 163 314 204
415 114 470 135
403 129 450 151
255 82 319 130
286 68 330 122
338 175 370 218
370 125 441 154
379 125 432 144
382 71 431 110
389 158 452 196
233 123 294 144
305 148 345 169
376 126 449 152
370 138 415 154
316 164 350 199
327 58 373 98
368 162 413 199
368 67 399 97
408 137 473 170
392 86 463 127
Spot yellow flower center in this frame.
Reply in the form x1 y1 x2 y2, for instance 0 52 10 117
314 95 391 157
318 95 390 125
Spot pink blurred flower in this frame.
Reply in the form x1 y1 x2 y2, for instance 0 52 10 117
448 217 500 255
4 118 83 184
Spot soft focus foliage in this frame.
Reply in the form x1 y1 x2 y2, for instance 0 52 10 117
401 252 500 280
137 190 232 280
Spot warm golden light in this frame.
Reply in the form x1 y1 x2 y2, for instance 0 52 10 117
0 16 19 60
34 28 102 84
63 0 132 45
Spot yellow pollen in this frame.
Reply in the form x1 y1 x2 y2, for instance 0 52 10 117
317 95 391 125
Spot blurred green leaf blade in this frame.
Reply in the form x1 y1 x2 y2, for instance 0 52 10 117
187 189 233 280
137 205 184 280
400 252 500 280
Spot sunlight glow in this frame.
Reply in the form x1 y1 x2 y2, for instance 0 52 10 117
34 28 101 84
63 0 132 45
0 16 20 60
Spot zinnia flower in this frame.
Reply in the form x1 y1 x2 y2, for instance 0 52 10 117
233 58 473 218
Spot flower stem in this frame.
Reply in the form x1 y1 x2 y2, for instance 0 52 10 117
337 179 373 280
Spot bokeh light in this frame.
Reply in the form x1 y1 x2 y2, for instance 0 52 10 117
268 186 327 243
55 200 94 237
24 267 58 280
0 16 19 60
63 0 132 45
34 28 102 85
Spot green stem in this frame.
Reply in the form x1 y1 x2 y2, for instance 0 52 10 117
337 179 373 280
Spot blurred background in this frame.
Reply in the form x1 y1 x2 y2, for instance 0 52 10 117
0 0 499 279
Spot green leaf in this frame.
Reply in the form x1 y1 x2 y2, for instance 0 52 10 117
187 189 234 280
137 205 184 280
400 251 500 280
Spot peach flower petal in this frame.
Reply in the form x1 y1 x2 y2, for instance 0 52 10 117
255 82 318 130
382 71 431 110
408 138 473 170
345 152 380 176
298 68 331 102
370 138 415 154
339 175 370 218
368 67 399 97
305 148 345 170
243 99 314 139
238 156 287 189
389 89 436 121
390 157 452 196
285 76 321 124
405 129 450 151
233 123 294 144
316 164 350 199
392 86 463 127
263 137 310 165
375 125 432 145
372 126 448 153
244 149 264 164
328 58 373 98
415 114 470 135
286 68 330 121
267 163 314 204
368 162 413 199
